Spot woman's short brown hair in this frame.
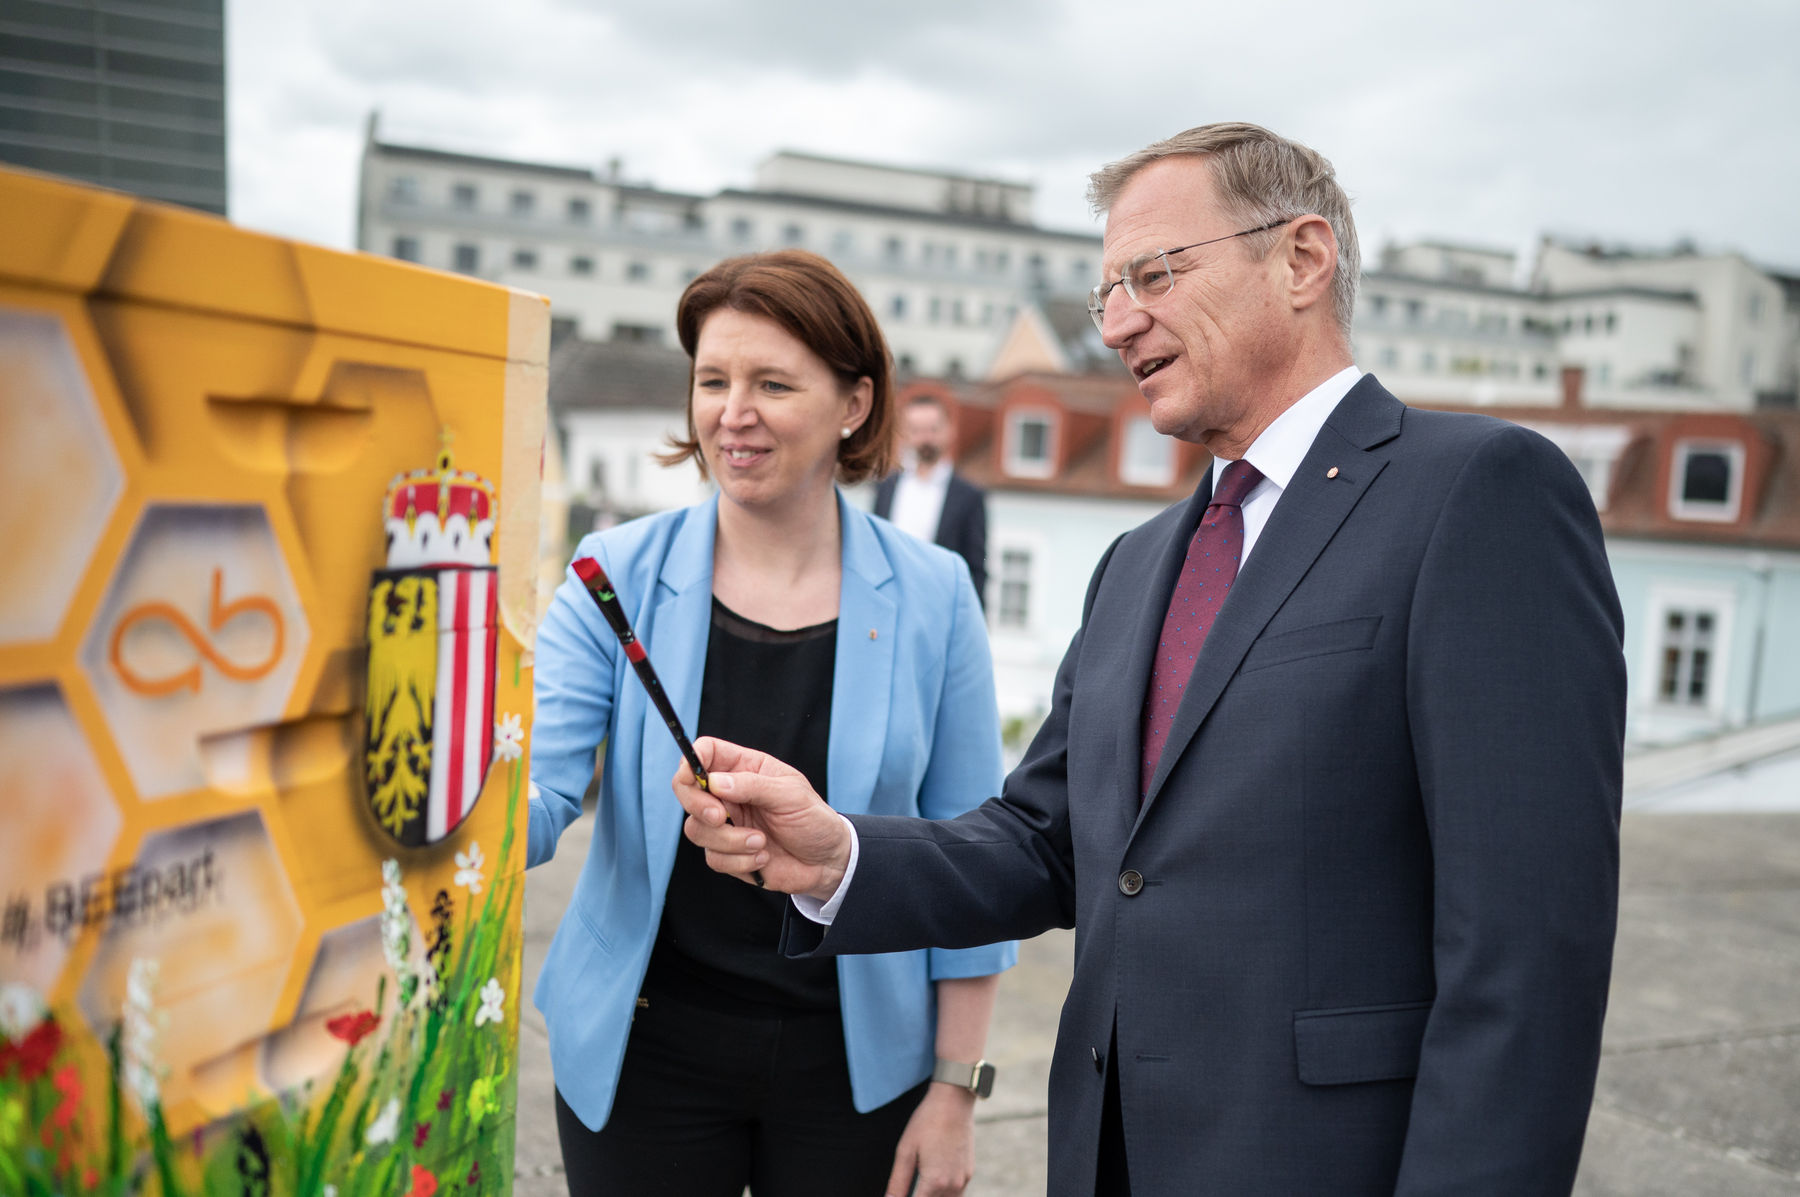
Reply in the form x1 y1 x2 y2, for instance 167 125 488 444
660 249 896 485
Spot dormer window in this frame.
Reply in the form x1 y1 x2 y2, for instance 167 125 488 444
1669 439 1745 523
1004 409 1056 479
1119 416 1174 486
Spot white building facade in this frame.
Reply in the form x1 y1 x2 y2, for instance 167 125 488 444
356 123 1102 378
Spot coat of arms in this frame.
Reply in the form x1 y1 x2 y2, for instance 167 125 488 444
363 449 498 847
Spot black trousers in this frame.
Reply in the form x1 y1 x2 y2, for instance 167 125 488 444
555 990 928 1196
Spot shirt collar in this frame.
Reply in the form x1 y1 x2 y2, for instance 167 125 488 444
1214 365 1362 496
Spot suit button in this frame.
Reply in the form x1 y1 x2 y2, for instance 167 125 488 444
1118 870 1144 896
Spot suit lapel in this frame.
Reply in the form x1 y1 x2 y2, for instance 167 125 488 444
828 494 894 815
641 500 718 861
1137 379 1404 817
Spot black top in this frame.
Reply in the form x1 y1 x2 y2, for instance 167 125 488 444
642 598 840 1015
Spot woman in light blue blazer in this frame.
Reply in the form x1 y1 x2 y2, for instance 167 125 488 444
528 250 1015 1197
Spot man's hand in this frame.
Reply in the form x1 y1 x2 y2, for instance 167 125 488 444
886 1083 976 1197
673 736 852 901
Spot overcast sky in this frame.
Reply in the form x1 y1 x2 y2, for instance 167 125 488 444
227 0 1800 277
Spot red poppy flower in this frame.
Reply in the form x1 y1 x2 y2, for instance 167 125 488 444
3 1019 63 1080
404 1163 438 1197
324 1010 380 1046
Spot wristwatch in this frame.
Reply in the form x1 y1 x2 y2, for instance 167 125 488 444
931 1057 996 1099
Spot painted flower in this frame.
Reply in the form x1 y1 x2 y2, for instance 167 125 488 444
465 1075 497 1124
364 1097 400 1146
474 978 505 1028
323 1187 337 1197
47 1066 82 1131
404 1163 438 1197
0 1018 62 1081
0 1096 24 1149
466 1160 480 1187
0 982 44 1040
436 1087 454 1112
454 842 485 895
324 1010 380 1046
412 1120 431 1147
121 958 163 1111
379 860 417 1005
493 712 524 762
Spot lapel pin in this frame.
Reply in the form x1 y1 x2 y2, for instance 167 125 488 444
1327 467 1340 479
869 628 878 640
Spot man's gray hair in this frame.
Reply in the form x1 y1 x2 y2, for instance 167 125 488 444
1087 122 1360 338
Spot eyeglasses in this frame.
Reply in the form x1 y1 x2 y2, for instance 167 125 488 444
1087 219 1293 331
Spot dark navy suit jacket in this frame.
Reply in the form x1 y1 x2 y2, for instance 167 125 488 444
873 469 987 608
788 377 1626 1195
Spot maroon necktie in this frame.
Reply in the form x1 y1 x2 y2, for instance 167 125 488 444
1140 460 1265 797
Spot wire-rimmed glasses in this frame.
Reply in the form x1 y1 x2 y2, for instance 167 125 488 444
1087 219 1292 331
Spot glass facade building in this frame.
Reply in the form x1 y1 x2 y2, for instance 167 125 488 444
0 0 226 215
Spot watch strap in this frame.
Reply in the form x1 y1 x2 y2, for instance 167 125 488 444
930 1057 995 1098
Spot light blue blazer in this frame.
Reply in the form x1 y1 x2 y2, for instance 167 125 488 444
528 491 1016 1130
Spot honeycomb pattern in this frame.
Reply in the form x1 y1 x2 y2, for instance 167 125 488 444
0 165 546 1152
0 683 125 993
78 503 309 800
0 308 124 645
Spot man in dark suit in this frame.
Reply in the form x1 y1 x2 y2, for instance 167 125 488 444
676 123 1626 1196
872 392 988 606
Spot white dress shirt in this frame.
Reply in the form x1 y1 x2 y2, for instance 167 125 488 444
798 366 1364 923
887 460 952 544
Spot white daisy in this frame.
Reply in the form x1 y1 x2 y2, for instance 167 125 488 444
474 978 505 1028
364 1097 400 1146
493 712 524 762
454 842 485 895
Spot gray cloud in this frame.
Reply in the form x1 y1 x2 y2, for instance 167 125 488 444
226 0 1800 271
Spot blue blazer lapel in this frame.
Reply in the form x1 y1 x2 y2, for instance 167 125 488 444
829 494 895 816
1138 380 1404 816
640 499 718 864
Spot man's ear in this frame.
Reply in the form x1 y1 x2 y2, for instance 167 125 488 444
1286 215 1338 314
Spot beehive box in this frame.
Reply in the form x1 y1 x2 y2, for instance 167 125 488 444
0 164 546 1196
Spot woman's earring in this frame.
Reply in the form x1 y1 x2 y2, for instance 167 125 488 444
840 427 852 440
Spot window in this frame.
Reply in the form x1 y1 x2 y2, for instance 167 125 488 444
946 358 964 378
995 250 1010 272
1369 295 1389 318
928 297 941 323
1742 351 1756 386
897 353 916 375
452 183 478 211
568 197 591 223
626 261 650 282
1748 292 1763 322
1119 417 1175 486
831 228 854 255
1004 410 1056 478
452 243 479 274
1070 259 1088 281
731 217 754 243
1605 311 1617 333
1669 439 1745 523
997 547 1032 629
1658 609 1716 706
610 323 663 345
951 299 965 325
512 248 538 270
890 294 907 319
1420 351 1436 373
922 243 938 265
387 176 418 204
782 223 804 245
1027 253 1046 283
1528 424 1629 512
885 236 904 262
943 245 957 268
390 235 419 262
510 189 535 216
1404 299 1424 325
1378 345 1399 368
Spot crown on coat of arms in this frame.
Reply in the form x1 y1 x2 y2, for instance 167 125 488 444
382 447 497 569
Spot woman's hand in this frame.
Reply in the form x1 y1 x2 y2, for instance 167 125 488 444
887 1082 977 1197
